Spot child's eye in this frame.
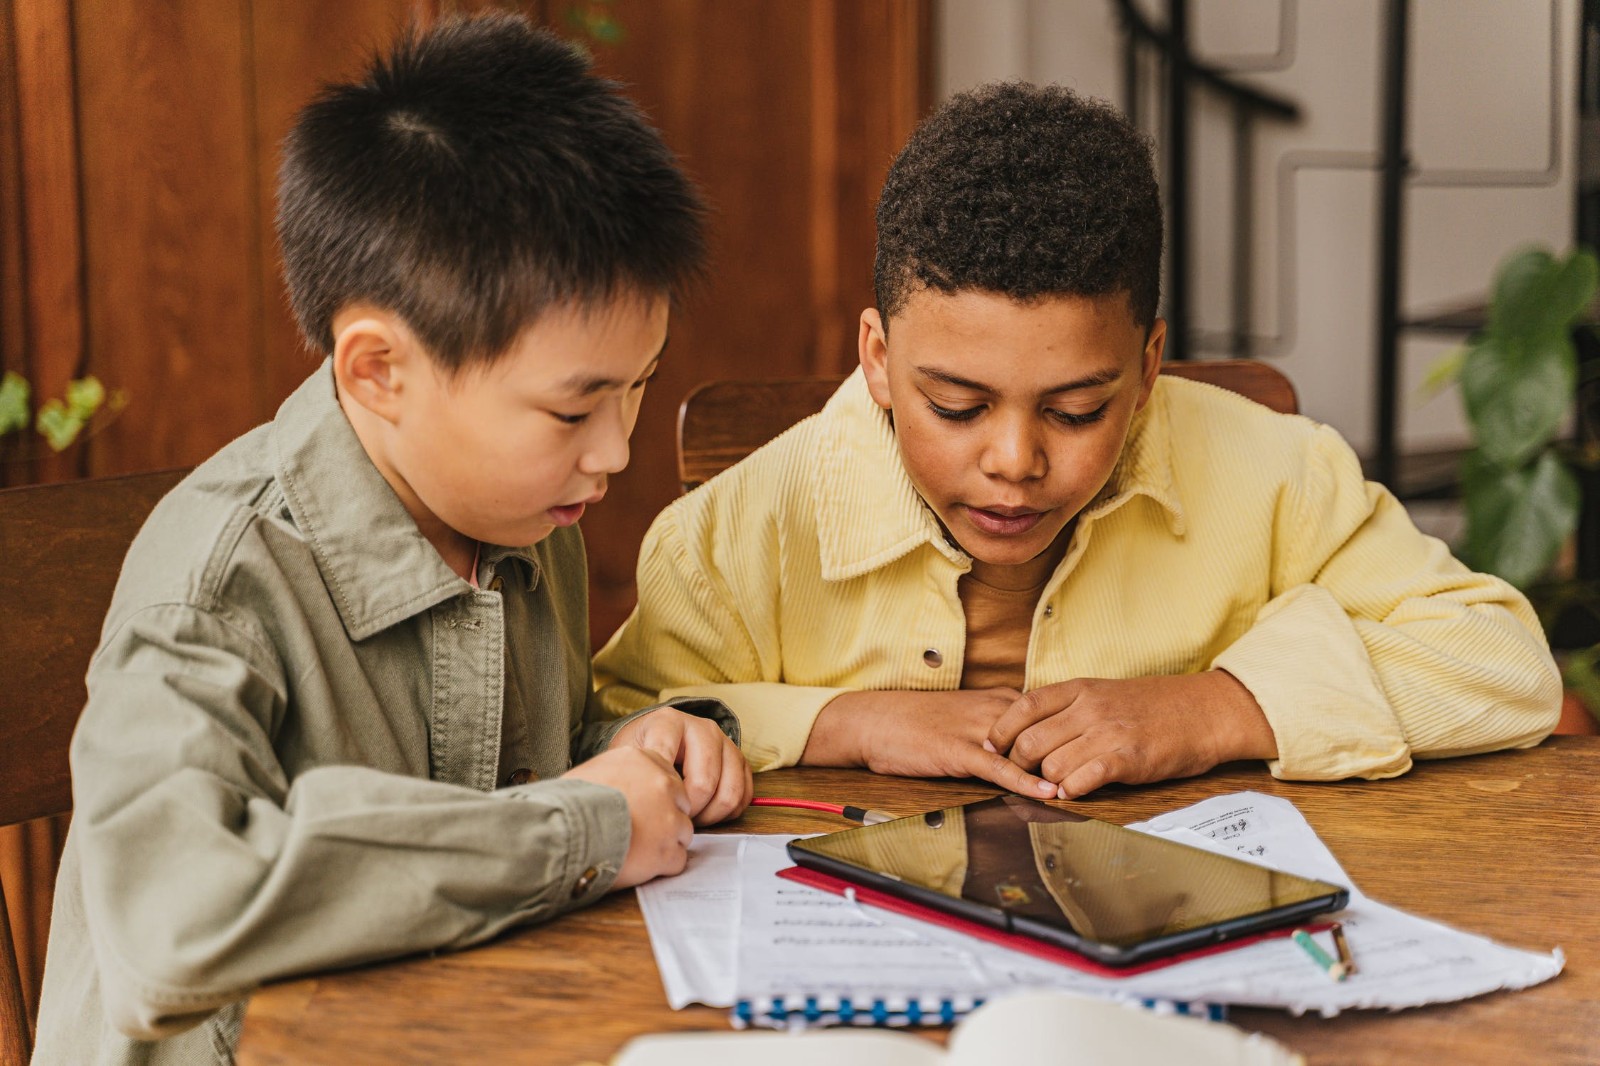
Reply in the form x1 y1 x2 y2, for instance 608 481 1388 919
1050 403 1109 427
630 372 656 391
549 410 590 426
927 400 983 422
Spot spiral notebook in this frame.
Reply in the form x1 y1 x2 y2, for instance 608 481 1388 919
732 991 1226 1030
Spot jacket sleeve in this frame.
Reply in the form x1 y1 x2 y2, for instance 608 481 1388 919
1212 423 1562 780
74 602 630 1040
593 509 846 771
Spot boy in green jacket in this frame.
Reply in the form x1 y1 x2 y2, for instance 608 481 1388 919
33 15 749 1063
594 82 1559 799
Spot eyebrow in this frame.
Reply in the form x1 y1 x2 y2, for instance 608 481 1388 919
915 364 1123 395
557 337 668 398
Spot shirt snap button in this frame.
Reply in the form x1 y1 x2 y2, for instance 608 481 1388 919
506 767 535 786
923 648 943 668
1043 604 1054 618
572 866 599 898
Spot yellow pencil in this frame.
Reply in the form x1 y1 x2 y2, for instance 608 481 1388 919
1330 921 1357 977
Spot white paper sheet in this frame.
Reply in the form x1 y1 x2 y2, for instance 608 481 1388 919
635 792 1563 1016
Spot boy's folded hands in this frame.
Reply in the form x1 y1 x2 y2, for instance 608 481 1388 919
800 673 1277 802
985 670 1279 800
608 707 754 826
804 689 1061 799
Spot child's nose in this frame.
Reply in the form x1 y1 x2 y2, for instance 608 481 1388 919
980 419 1046 481
581 410 632 475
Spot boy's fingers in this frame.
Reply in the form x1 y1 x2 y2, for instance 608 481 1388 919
987 685 1074 754
967 747 1058 799
694 741 752 825
677 721 722 814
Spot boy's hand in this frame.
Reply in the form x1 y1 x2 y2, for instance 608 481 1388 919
563 747 694 889
802 689 1058 799
610 708 753 826
986 671 1279 799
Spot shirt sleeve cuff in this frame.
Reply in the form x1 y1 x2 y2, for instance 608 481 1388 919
1212 584 1412 780
659 683 847 771
501 778 631 907
574 696 741 761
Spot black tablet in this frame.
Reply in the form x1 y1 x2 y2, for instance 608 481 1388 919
785 795 1348 967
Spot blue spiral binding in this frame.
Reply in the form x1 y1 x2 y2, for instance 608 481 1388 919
729 994 1224 1030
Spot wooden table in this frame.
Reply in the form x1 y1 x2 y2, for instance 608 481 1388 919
238 737 1600 1065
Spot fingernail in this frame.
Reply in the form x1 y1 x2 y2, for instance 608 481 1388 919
1056 785 1068 800
1036 780 1055 795
982 739 997 753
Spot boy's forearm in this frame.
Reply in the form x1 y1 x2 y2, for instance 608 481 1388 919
799 692 874 766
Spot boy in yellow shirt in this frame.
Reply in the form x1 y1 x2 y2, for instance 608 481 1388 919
594 82 1560 799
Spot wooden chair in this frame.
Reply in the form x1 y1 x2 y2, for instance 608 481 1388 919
676 359 1298 491
0 468 186 1065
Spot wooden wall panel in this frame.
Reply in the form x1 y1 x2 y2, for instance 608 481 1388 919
73 0 261 476
8 0 86 486
250 1 444 413
580 0 932 642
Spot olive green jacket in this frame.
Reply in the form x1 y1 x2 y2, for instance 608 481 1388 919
31 363 729 1064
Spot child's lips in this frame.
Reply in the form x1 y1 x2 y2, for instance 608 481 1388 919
964 504 1046 536
549 491 604 527
548 502 586 526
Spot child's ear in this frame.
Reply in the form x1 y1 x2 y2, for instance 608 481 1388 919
1135 318 1167 411
858 308 894 409
332 309 413 426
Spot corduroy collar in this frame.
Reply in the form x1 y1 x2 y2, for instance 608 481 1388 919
811 368 1186 583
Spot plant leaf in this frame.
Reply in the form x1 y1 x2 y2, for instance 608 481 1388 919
1417 346 1465 400
35 399 85 452
1489 246 1600 340
1461 448 1581 588
1458 330 1575 466
0 371 29 436
65 375 106 420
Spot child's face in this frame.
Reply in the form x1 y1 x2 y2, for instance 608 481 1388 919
859 288 1163 570
338 294 668 553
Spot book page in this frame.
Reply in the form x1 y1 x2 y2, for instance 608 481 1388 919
610 1028 939 1066
946 992 1303 1066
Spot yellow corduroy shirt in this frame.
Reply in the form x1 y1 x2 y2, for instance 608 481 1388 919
594 370 1561 779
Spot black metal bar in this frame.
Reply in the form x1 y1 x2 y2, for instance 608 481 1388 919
1232 104 1254 357
1165 0 1190 360
1374 0 1410 490
1111 0 1300 121
1576 0 1600 582
1121 7 1139 120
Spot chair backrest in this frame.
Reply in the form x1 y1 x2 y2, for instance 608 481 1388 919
0 467 185 1065
675 359 1298 491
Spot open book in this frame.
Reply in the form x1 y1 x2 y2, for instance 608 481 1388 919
612 991 1303 1066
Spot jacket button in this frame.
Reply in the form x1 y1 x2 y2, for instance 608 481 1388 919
1043 604 1054 618
488 575 504 592
572 866 599 898
923 648 943 668
506 767 535 786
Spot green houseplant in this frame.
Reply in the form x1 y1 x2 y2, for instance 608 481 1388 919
0 371 124 457
1431 244 1600 724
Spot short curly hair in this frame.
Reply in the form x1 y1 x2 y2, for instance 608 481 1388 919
874 81 1162 329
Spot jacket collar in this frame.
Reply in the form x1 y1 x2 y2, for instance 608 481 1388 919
271 360 540 640
812 369 1185 582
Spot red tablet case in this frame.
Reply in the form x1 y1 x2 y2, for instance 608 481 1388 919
777 865 1329 978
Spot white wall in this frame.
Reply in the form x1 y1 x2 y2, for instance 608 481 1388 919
937 0 1577 458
